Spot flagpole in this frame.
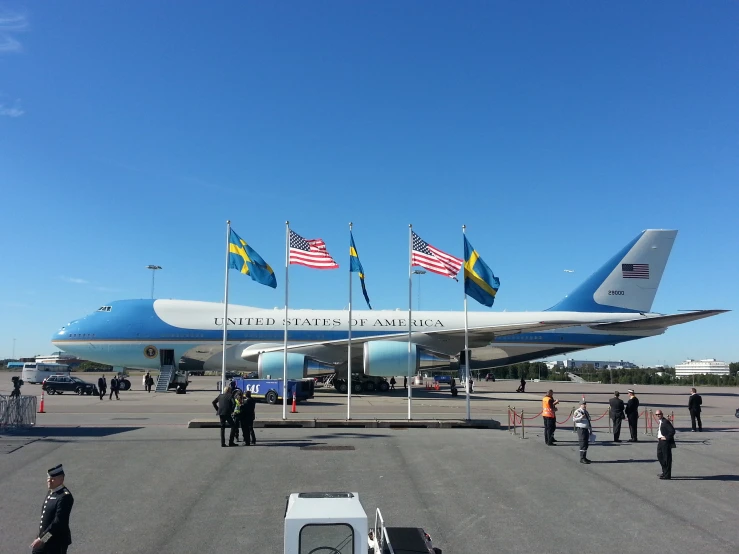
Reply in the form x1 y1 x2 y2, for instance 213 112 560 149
283 220 290 420
347 222 353 420
221 220 231 394
408 224 413 420
463 225 470 421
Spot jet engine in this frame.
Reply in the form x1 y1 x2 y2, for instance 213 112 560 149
363 342 452 377
257 352 336 380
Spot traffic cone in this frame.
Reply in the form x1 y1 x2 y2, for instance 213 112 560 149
291 392 297 414
38 390 45 413
435 382 440 391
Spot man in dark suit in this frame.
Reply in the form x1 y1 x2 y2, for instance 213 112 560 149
655 410 676 479
212 387 237 447
109 376 119 400
688 388 702 432
625 389 640 442
97 376 107 400
30 464 74 554
241 390 257 445
609 391 625 442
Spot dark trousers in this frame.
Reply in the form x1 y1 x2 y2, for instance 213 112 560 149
146 383 152 393
99 387 106 400
543 417 556 444
690 410 702 431
576 428 590 459
657 440 672 478
241 417 256 444
612 416 623 441
219 415 236 445
109 388 119 399
627 414 639 441
33 541 69 553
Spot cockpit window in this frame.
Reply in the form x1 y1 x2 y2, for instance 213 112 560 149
97 306 112 312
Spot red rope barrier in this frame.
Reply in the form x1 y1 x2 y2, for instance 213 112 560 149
556 413 572 424
523 410 543 420
589 409 610 422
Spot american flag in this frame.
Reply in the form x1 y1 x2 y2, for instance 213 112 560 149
622 263 649 279
289 230 339 269
412 231 463 279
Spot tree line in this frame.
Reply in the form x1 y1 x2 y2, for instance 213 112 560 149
484 361 739 387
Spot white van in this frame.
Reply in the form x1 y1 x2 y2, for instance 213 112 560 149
21 363 70 384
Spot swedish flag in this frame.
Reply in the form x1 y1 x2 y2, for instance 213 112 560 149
229 229 277 288
350 232 372 309
464 236 500 307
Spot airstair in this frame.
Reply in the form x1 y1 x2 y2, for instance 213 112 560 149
156 365 174 392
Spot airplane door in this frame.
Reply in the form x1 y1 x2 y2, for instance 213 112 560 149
160 349 175 367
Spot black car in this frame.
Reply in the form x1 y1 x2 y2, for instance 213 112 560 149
42 375 98 395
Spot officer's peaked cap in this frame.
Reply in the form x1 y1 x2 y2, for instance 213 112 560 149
47 464 64 477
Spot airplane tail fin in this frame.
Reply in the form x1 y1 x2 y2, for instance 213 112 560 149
548 230 677 313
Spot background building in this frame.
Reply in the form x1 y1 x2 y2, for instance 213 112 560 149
545 359 638 371
675 359 729 377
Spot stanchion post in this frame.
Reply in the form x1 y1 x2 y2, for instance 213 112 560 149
513 406 517 436
521 409 525 440
643 409 647 436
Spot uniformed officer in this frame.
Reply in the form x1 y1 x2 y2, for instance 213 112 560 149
30 464 74 554
573 400 593 464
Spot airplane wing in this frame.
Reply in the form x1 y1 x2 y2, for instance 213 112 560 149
587 310 728 331
240 319 584 361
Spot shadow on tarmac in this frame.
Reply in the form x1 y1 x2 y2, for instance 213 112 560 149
2 426 142 438
591 459 655 464
670 475 739 481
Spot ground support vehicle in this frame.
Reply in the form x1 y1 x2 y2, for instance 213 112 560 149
284 491 441 554
42 375 98 396
333 373 390 394
232 378 314 405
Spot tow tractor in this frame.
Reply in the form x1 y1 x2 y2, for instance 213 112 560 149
284 492 441 554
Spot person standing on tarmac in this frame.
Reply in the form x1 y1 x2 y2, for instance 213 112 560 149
655 409 676 480
542 390 559 445
232 390 243 443
97 375 107 400
625 389 640 442
688 387 703 432
242 390 257 445
213 387 237 447
30 464 74 554
609 391 625 442
573 400 593 464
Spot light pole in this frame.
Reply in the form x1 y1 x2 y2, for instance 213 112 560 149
412 270 426 310
146 265 162 299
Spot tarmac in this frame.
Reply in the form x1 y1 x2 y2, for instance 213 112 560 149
1 375 738 553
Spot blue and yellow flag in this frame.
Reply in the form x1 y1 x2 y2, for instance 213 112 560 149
229 229 277 288
464 236 500 307
349 232 372 309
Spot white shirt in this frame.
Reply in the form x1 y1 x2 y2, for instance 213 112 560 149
657 419 664 439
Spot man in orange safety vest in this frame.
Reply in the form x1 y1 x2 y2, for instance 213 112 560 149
542 389 560 445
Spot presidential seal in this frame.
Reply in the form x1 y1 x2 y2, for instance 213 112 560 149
144 345 158 359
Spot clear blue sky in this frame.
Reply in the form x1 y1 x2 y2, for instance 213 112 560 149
1 1 737 366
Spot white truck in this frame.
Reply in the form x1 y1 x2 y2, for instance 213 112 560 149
284 492 441 554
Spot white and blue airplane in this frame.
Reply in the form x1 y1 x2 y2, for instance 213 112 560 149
52 230 726 383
